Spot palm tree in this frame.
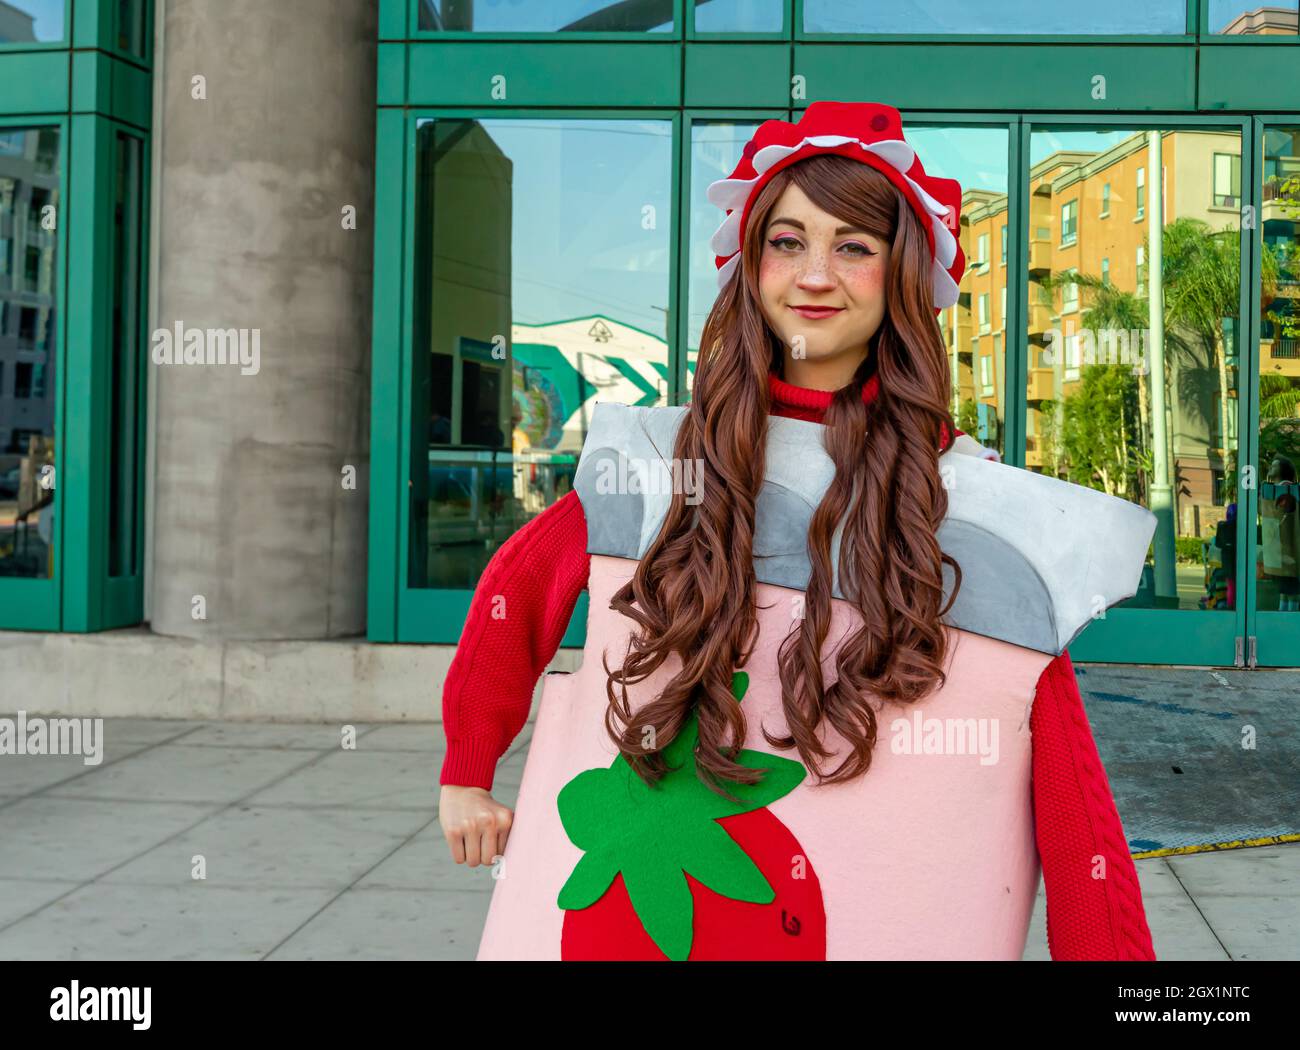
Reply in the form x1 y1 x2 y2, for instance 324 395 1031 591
1036 269 1148 492
1038 217 1281 507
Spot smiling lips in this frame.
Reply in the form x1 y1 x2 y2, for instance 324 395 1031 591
789 305 844 319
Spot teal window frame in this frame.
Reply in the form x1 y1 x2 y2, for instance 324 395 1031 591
0 0 153 631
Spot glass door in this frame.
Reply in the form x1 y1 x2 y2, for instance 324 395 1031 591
0 122 62 629
1252 120 1300 667
1021 117 1250 665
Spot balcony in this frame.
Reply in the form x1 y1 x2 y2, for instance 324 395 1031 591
1028 236 1052 275
1025 436 1042 469
1027 368 1056 402
1265 338 1300 378
1028 301 1054 336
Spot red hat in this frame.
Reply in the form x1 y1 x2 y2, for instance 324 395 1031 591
707 101 965 314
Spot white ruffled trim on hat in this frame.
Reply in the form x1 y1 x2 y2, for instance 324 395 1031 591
932 255 960 309
708 133 960 304
716 251 742 290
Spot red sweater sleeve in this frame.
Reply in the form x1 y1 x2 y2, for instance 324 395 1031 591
1031 649 1157 960
439 489 591 791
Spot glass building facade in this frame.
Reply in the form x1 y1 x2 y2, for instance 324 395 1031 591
6 1 1300 669
368 1 1300 668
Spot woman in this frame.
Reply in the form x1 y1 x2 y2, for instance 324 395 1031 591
438 101 1158 961
1260 456 1299 611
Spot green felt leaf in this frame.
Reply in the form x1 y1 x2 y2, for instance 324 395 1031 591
695 747 807 817
659 713 699 769
621 857 695 961
674 819 774 905
557 848 620 910
556 767 631 850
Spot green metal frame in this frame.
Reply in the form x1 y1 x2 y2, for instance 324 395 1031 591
0 0 153 631
370 0 1299 666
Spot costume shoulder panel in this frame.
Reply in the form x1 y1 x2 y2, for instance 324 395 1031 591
572 401 1156 656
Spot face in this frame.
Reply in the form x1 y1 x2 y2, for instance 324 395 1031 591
757 182 892 383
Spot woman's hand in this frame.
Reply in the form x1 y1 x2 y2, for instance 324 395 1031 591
439 785 514 867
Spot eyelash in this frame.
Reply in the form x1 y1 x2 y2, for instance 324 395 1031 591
768 235 873 256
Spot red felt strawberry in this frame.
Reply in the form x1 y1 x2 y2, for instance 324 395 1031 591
556 671 826 960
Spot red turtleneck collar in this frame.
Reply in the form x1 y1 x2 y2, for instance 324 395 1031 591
766 368 958 449
767 368 880 425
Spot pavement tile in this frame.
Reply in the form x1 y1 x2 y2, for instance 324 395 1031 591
243 749 437 811
0 797 219 882
100 806 432 890
171 723 377 750
44 745 319 805
0 878 82 927
0 883 339 961
358 822 502 893
354 724 443 752
265 887 490 961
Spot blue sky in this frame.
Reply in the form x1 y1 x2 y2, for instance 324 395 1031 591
422 114 1245 345
2 0 64 42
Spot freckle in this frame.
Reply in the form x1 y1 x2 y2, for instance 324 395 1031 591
845 268 881 291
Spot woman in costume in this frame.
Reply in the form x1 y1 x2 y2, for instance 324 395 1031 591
438 101 1158 961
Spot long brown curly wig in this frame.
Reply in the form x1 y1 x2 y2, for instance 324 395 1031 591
601 152 963 798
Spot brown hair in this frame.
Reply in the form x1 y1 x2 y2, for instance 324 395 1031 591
602 153 962 797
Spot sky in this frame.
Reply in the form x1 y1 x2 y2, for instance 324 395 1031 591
1 0 64 42
428 117 1242 344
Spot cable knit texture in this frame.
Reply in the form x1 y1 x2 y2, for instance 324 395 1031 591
1031 651 1157 960
439 371 1155 960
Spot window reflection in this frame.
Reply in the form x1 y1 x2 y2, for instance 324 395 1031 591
1209 2 1297 35
1258 127 1300 612
410 118 672 589
687 120 763 396
417 0 673 32
694 0 783 33
0 0 64 43
912 126 1010 460
0 127 60 579
803 0 1185 34
1027 126 1243 613
117 0 147 56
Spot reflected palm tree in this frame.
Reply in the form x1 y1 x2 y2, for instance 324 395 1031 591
1035 217 1281 509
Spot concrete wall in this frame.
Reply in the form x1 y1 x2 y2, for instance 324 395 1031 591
149 0 377 640
0 629 580 723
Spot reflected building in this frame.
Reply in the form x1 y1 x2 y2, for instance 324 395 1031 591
0 126 58 578
944 130 1252 550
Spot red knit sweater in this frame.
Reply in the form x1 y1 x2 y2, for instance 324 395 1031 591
440 371 1157 962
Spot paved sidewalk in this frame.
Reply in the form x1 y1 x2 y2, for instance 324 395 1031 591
0 716 1295 960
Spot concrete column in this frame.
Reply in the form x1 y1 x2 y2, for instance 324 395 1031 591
149 0 377 639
